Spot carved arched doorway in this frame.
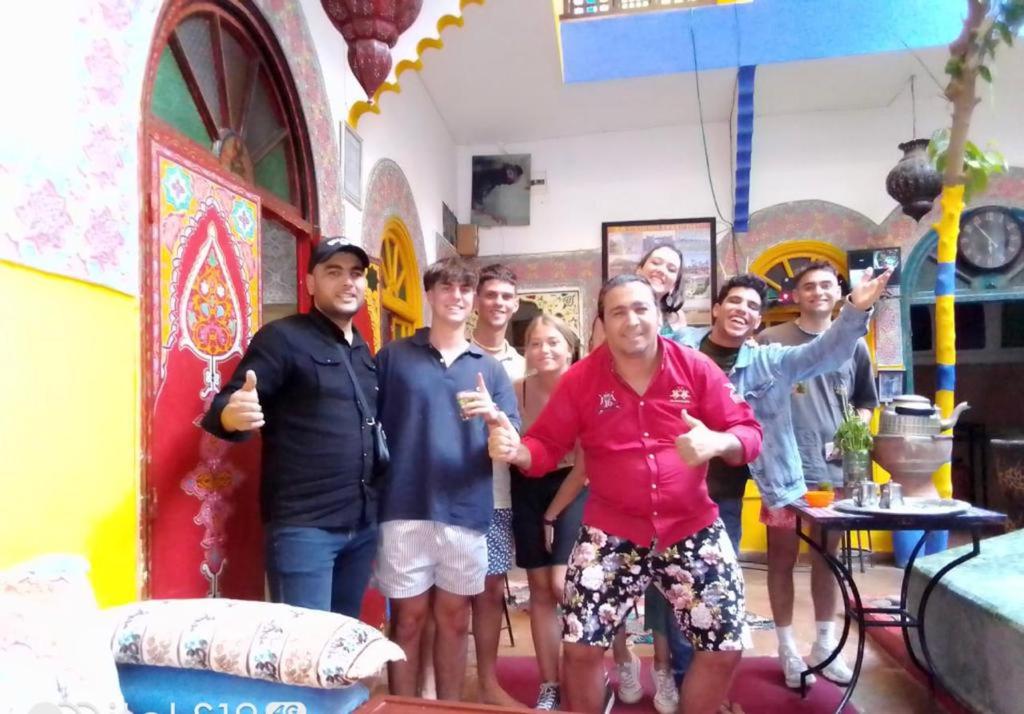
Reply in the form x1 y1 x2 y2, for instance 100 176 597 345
140 0 317 599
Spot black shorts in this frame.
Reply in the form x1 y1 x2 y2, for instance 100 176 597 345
511 466 587 569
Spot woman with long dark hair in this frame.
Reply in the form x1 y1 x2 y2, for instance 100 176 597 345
636 243 686 335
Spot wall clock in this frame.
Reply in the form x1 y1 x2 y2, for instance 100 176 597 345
958 207 1023 270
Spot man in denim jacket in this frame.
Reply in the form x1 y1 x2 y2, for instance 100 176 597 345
658 268 892 693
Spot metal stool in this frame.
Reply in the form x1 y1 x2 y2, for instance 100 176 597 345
841 528 874 573
501 573 515 647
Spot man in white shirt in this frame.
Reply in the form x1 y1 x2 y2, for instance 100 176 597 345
470 263 526 705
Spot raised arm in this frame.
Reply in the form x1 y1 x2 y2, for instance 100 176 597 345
774 268 893 385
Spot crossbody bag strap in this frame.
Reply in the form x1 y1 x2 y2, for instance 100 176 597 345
337 343 375 425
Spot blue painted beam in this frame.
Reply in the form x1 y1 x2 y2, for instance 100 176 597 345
561 0 968 83
733 64 756 233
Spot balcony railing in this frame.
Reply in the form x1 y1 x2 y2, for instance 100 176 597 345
561 0 729 20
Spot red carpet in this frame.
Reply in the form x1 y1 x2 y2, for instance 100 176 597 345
861 609 970 714
496 656 858 713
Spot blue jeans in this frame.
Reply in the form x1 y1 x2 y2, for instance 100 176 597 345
265 523 377 618
658 497 744 684
891 529 948 568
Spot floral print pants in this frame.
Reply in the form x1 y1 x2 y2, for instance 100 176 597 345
562 519 749 650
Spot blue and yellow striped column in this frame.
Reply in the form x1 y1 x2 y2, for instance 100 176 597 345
932 184 964 498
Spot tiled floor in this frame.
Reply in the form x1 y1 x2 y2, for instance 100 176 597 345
470 560 942 712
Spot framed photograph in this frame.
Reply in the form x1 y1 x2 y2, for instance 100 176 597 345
602 218 717 325
442 202 458 247
471 154 530 227
877 370 905 403
848 247 902 295
342 122 362 207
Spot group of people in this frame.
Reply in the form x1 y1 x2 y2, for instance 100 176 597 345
203 236 891 714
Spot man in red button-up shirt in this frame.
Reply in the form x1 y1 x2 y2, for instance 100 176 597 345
489 275 763 714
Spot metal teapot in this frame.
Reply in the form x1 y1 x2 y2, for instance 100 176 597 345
873 395 969 488
878 395 970 437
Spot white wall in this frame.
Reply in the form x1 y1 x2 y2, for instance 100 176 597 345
302 0 1024 265
350 71 457 265
458 122 735 257
457 56 1024 262
751 68 1024 224
301 0 458 263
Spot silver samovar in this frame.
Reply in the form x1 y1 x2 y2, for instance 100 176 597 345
872 395 970 492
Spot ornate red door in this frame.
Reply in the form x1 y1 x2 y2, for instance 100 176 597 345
143 141 264 599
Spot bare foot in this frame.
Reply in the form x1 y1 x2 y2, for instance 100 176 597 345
479 681 523 708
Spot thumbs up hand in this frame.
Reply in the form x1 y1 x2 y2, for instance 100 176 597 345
675 409 728 467
221 369 265 432
487 410 521 463
242 370 257 392
456 372 500 424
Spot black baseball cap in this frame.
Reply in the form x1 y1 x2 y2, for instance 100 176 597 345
307 237 370 273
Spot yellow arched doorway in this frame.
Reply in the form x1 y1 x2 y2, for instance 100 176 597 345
750 241 849 326
380 217 423 342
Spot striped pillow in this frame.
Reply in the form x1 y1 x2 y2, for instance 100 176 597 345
103 598 404 688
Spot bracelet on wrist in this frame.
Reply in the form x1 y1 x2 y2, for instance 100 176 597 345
543 517 556 525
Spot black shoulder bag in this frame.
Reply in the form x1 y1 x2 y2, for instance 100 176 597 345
338 346 390 478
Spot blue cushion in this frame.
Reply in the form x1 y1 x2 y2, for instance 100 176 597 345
117 664 370 714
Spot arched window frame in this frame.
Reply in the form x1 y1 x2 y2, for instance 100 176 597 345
379 217 423 342
141 0 319 310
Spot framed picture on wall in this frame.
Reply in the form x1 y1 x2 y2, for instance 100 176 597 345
848 247 902 295
442 202 458 247
877 370 905 403
471 154 531 227
341 122 362 207
602 218 717 325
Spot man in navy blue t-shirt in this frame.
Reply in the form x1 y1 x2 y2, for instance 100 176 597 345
374 257 520 701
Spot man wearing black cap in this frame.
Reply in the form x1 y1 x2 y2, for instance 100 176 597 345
202 237 379 618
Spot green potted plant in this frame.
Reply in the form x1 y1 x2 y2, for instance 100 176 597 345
835 404 874 484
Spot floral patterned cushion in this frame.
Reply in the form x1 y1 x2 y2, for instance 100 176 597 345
0 555 126 714
103 598 404 688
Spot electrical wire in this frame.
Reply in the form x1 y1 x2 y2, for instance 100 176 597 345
689 22 733 231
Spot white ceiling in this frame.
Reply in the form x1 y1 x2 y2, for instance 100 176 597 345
414 0 968 145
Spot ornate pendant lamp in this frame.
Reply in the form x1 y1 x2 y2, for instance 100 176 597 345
885 76 942 221
321 0 424 99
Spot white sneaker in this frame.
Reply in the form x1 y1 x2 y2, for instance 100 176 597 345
535 681 560 710
616 651 644 704
809 642 854 684
779 647 816 689
651 667 679 714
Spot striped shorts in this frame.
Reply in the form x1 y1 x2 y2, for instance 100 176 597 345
374 519 488 599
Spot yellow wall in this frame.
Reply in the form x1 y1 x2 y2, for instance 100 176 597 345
0 261 139 605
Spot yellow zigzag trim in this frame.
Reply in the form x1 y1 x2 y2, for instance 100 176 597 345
347 0 485 129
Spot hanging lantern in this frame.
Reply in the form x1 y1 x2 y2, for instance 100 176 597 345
885 139 943 221
321 0 424 99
